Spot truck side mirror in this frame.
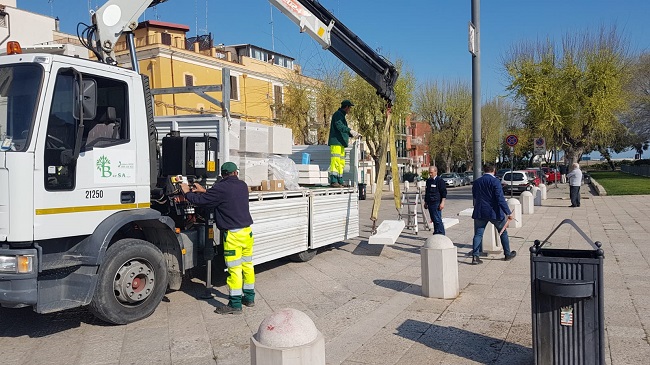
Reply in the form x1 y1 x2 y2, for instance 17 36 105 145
73 79 97 120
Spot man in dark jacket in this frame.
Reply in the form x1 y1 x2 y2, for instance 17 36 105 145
328 100 359 187
470 164 516 265
423 166 447 235
181 162 255 314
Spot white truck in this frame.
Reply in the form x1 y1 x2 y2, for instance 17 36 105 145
0 0 397 324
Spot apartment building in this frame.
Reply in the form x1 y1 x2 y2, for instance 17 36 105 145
113 20 322 126
0 1 87 57
406 117 432 174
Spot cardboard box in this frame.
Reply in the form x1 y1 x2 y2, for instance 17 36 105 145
260 179 285 191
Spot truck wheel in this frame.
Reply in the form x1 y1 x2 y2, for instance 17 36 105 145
290 249 317 262
89 238 168 325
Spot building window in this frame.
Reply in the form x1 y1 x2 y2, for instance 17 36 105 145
230 75 239 100
161 32 172 45
185 74 194 87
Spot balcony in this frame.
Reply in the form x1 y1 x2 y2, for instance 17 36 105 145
411 136 424 146
114 35 231 61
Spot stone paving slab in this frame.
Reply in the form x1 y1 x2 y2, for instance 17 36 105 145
0 182 649 364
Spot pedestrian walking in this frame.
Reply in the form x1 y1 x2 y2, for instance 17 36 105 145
470 164 517 265
423 166 447 235
559 164 568 184
328 100 359 187
182 162 255 314
566 162 583 207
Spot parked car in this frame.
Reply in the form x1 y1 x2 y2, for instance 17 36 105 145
522 169 542 186
462 171 474 185
440 172 463 187
501 170 532 194
542 167 561 183
496 168 511 181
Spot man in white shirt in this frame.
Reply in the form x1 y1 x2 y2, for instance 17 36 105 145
566 163 583 207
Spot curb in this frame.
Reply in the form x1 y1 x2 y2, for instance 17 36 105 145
590 178 607 196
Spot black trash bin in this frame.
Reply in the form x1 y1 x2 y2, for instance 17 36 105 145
358 183 367 200
530 219 604 365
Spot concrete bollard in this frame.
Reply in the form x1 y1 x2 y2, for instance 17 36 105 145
404 181 410 191
520 191 534 214
482 222 503 254
539 183 547 200
370 183 376 194
421 235 459 299
531 186 542 206
507 198 522 228
251 308 325 365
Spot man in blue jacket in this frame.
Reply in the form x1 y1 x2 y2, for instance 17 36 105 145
423 165 447 235
471 164 516 265
181 162 255 314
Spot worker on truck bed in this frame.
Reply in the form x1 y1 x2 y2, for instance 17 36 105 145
328 99 360 187
181 162 255 314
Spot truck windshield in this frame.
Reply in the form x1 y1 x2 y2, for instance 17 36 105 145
0 64 43 152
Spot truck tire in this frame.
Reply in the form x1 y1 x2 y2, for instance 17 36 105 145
89 238 168 325
290 249 317 262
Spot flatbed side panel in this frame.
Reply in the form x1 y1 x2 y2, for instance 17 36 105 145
249 194 309 266
310 188 359 249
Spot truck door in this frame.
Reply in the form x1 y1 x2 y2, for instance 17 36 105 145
33 64 142 240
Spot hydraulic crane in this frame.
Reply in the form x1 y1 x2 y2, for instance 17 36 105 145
0 0 401 323
88 0 403 230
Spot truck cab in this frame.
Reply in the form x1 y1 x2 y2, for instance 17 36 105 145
0 52 175 322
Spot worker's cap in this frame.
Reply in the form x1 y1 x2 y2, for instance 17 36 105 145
221 162 238 173
341 99 354 107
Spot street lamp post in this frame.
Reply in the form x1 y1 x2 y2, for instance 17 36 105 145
470 0 481 181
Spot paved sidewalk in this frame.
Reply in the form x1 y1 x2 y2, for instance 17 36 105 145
1 182 649 364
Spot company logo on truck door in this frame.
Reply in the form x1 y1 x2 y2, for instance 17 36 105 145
97 155 112 177
94 151 135 184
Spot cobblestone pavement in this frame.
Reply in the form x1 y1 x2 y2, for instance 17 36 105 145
1 182 649 364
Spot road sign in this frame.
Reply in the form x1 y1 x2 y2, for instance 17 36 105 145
468 22 476 56
505 134 518 147
534 137 546 155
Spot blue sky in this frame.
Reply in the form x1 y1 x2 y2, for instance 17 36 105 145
21 0 650 99
20 1 650 157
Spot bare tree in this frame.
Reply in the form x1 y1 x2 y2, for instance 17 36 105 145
414 80 471 172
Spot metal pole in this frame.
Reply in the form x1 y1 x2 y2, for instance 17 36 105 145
554 145 558 188
510 147 514 198
471 0 482 181
126 32 140 73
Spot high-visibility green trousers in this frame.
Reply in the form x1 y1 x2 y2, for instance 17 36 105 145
329 145 345 184
223 227 255 309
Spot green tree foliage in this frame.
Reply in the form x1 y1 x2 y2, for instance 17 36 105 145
314 72 343 144
415 80 472 172
277 80 312 144
504 27 631 164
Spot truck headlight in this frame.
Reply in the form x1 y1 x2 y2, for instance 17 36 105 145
0 255 34 273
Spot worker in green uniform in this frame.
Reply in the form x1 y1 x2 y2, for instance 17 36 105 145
328 99 359 187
